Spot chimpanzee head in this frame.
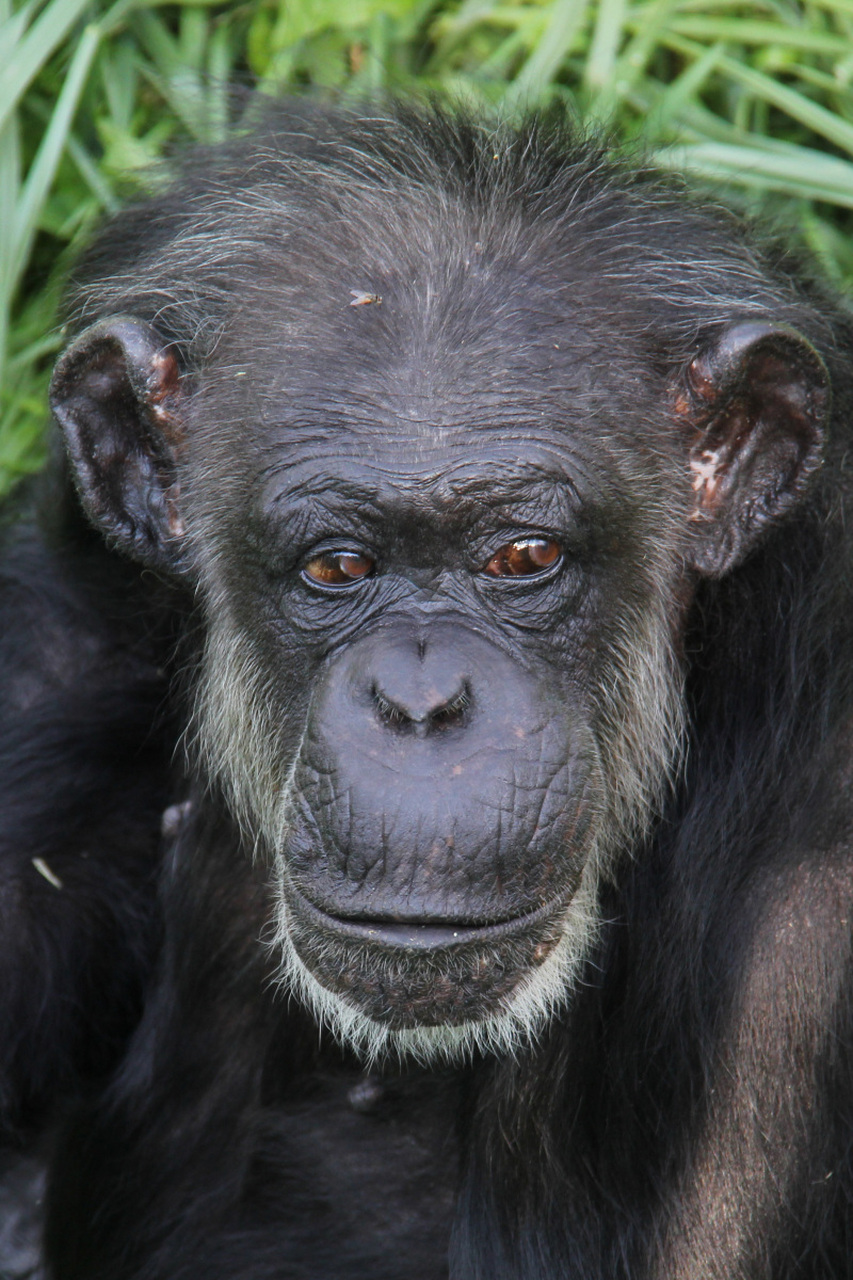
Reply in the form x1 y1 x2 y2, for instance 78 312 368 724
49 107 829 1061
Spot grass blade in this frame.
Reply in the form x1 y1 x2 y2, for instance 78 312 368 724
0 0 94 133
12 23 100 278
503 0 590 109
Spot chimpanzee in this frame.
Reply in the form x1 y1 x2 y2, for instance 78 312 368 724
1 101 852 1279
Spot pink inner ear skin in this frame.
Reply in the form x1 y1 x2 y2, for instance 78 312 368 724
688 448 725 515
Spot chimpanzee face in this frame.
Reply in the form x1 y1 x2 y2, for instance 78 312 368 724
50 180 826 1062
180 303 688 1060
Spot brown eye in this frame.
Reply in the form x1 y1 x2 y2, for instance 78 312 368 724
483 538 561 578
302 550 375 587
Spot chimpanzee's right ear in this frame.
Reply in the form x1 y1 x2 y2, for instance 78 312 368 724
50 317 189 574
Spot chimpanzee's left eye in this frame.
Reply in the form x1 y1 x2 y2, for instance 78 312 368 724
482 538 562 578
302 550 375 587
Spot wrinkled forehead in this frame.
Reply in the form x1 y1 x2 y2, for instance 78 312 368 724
255 440 588 527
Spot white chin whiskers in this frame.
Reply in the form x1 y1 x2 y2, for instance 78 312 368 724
270 864 602 1068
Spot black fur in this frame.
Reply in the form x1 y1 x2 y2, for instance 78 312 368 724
0 484 174 1129
1 104 852 1279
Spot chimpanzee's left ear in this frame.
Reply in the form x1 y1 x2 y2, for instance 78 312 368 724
50 316 189 574
677 321 829 577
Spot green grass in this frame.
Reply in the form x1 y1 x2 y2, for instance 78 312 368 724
3 0 853 493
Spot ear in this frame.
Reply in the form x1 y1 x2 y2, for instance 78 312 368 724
50 317 189 573
676 321 829 577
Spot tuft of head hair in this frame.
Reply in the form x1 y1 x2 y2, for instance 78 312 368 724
65 98 836 376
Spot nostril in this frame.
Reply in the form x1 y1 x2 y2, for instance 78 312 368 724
372 685 411 730
428 683 471 730
371 680 472 734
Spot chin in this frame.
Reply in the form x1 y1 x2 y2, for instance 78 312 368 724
273 866 602 1066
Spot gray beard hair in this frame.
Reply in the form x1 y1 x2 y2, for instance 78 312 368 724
269 857 602 1066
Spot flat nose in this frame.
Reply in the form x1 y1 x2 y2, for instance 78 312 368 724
370 646 471 735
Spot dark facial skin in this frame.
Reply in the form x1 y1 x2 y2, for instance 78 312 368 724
206 418 653 1024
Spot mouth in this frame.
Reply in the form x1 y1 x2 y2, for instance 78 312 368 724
279 881 575 1028
286 885 572 953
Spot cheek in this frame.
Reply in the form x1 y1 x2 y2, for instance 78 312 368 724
190 602 316 842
